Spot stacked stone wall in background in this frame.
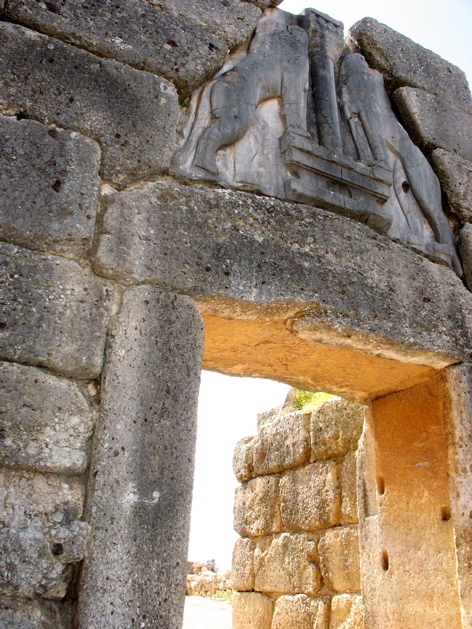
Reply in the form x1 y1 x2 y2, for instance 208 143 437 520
232 397 366 629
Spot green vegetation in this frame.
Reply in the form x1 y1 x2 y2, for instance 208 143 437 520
293 390 335 411
213 591 233 602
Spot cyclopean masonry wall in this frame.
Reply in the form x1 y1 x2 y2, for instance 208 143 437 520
0 1 472 628
232 396 366 629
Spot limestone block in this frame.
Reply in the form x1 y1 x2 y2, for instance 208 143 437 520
0 115 99 259
254 532 321 596
0 244 114 379
311 399 365 461
459 224 472 289
0 361 95 474
430 149 472 223
272 595 330 629
318 527 361 593
78 287 204 629
348 18 472 114
257 407 281 431
394 87 472 163
280 462 340 531
341 452 359 525
232 538 256 591
0 596 72 629
233 592 274 629
234 475 282 537
233 436 256 483
6 0 227 96
147 0 261 49
330 594 365 629
0 23 179 184
253 410 311 476
244 0 282 7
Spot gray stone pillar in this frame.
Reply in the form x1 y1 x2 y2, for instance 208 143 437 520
78 286 204 629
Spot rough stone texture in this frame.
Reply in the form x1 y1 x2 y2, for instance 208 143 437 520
272 595 330 629
233 436 256 484
318 526 361 593
243 0 282 8
254 532 321 596
311 399 365 461
0 23 179 184
459 224 472 289
0 596 72 629
234 475 282 537
232 592 273 629
231 537 255 591
341 452 359 525
430 149 472 223
0 244 114 379
0 469 89 599
279 462 340 532
92 180 472 369
252 411 311 477
394 87 472 163
0 361 95 474
78 287 204 629
5 0 227 96
147 0 261 49
0 115 100 260
330 594 365 629
348 18 472 114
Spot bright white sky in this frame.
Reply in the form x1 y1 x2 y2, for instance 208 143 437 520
188 0 472 571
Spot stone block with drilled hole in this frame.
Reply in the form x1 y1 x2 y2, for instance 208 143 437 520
232 592 274 629
0 244 115 379
252 410 311 476
430 149 472 224
5 0 227 96
393 87 472 163
254 532 321 596
271 594 330 629
0 596 72 629
232 537 256 591
341 451 359 524
0 23 179 184
310 399 365 461
233 436 256 483
330 594 365 629
348 18 472 114
234 475 282 537
318 526 361 593
0 115 100 260
0 361 96 475
280 461 340 531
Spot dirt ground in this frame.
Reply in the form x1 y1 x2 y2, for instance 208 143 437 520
183 595 232 629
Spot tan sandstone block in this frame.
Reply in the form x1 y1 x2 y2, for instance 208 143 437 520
280 461 340 531
311 399 365 461
234 436 256 483
233 592 274 629
319 527 361 593
330 594 365 629
341 452 359 524
232 537 256 591
254 533 321 596
272 594 330 629
234 475 282 537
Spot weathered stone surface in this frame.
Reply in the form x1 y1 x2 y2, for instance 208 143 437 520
459 224 472 289
234 475 282 537
0 244 114 379
311 399 365 461
431 149 472 223
0 596 72 629
252 411 310 476
319 526 361 593
341 451 359 525
280 462 340 532
272 595 330 629
394 87 472 163
232 537 255 591
233 436 256 484
78 287 204 629
0 115 99 260
254 532 321 596
0 361 95 474
348 18 472 114
243 0 282 8
148 0 261 49
6 0 227 96
330 594 365 629
233 592 273 629
93 180 472 373
0 23 179 184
